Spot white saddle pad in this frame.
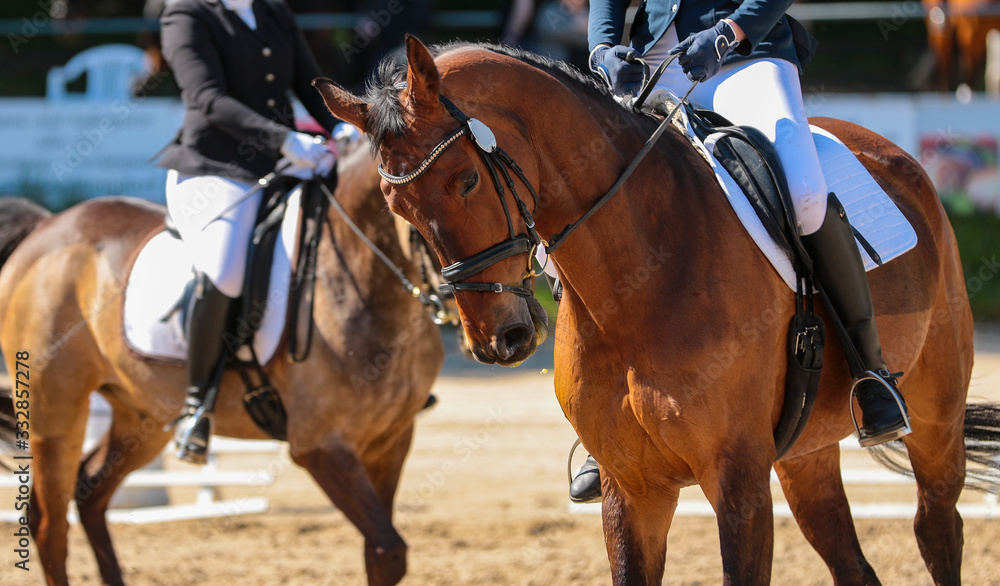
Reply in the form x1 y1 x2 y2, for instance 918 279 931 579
123 187 303 364
686 117 918 290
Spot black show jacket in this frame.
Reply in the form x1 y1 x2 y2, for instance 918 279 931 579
157 0 340 182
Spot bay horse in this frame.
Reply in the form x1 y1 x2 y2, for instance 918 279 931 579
314 36 996 584
0 136 443 586
924 0 1000 89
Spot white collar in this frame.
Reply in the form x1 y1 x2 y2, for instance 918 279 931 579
221 0 254 11
220 0 256 29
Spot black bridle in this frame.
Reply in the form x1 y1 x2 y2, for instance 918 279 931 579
378 60 692 298
378 94 544 298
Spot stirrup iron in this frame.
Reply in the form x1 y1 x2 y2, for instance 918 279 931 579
850 369 911 448
174 404 213 464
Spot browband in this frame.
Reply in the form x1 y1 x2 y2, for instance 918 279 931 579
377 124 470 185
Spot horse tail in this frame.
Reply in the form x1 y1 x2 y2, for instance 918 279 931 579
0 197 51 270
959 403 1000 490
867 403 1000 492
0 384 18 471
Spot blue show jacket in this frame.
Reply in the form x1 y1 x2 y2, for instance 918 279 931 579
589 0 806 72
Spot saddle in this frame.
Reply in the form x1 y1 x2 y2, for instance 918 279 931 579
643 94 920 457
161 175 332 441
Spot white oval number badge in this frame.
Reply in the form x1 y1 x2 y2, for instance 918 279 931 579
468 118 497 153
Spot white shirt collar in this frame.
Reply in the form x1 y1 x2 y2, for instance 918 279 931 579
220 0 256 30
222 0 254 10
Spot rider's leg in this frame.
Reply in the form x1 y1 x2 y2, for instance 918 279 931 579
802 195 910 446
166 172 261 463
176 272 236 463
703 58 909 446
694 57 829 234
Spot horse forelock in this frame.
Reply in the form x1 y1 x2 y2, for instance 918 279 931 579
363 57 409 157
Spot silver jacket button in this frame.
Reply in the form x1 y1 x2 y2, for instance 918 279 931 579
266 99 276 107
262 47 272 57
265 73 275 82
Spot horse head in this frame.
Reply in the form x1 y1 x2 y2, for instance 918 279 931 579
315 35 549 366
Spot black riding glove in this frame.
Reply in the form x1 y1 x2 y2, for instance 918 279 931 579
669 20 741 83
589 44 646 97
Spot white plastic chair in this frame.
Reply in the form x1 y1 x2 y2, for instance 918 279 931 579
46 44 150 102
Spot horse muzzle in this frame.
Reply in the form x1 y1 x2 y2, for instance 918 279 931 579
463 294 548 366
489 322 537 365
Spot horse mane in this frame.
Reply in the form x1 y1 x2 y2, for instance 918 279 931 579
451 42 615 102
362 42 642 155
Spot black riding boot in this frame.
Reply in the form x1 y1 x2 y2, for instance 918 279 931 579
569 455 602 503
175 273 236 464
803 194 910 447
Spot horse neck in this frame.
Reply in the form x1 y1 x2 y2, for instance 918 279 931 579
317 152 413 307
522 89 725 311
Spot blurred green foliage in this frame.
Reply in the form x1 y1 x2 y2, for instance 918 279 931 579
946 210 1000 321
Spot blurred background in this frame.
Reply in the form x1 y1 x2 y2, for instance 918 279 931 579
1 0 999 318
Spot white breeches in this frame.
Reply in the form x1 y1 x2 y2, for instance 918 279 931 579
165 170 262 298
644 27 829 235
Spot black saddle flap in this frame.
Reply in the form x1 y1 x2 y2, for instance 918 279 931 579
688 108 795 256
237 179 295 346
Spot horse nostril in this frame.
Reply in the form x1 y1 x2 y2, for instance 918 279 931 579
495 324 533 361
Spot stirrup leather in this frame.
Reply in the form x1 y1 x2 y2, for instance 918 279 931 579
850 369 911 447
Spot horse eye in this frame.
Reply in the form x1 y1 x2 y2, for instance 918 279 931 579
458 170 479 197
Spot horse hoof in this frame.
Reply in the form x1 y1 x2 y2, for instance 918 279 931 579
369 540 407 586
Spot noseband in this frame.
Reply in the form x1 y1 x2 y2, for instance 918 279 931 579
378 93 544 298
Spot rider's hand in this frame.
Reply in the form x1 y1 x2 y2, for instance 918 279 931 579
589 44 645 96
280 131 332 171
669 20 741 83
333 122 361 145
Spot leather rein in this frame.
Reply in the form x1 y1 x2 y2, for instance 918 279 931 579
377 58 692 299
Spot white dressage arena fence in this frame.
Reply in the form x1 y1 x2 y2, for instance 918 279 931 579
0 436 282 525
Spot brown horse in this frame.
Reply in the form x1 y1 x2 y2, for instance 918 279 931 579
314 36 998 584
924 0 1000 89
0 137 443 586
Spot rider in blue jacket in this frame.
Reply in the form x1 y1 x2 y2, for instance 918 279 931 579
570 0 910 503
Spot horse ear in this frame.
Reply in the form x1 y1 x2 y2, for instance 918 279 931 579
312 78 369 131
402 34 440 111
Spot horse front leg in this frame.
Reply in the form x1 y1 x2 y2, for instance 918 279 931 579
292 437 407 586
360 423 415 579
698 444 775 585
601 469 679 585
